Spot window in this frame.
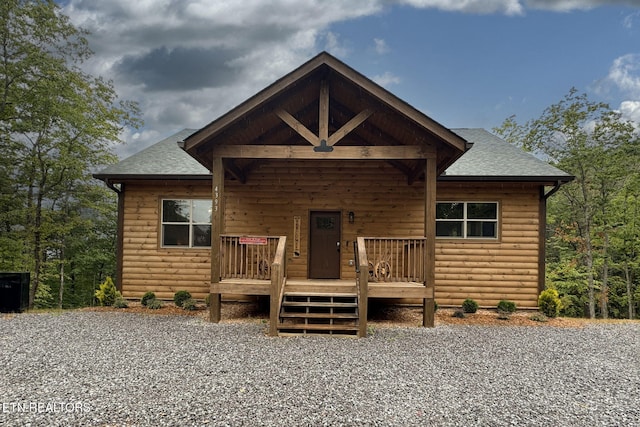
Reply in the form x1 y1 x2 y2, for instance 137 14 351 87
436 202 498 239
161 199 212 248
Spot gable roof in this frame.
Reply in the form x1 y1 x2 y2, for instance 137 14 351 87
94 128 573 184
180 51 470 177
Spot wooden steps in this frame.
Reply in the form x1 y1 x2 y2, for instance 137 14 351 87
277 290 360 337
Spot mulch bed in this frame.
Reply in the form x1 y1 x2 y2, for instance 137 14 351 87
79 301 601 328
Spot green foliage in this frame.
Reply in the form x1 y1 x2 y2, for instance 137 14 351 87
529 313 548 322
205 294 211 307
497 300 517 313
94 277 120 307
146 298 163 310
452 310 465 318
113 296 128 309
539 289 562 318
141 291 156 307
462 298 478 313
182 298 197 311
173 290 192 308
0 0 141 308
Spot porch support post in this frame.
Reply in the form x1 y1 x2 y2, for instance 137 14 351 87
423 157 436 327
210 156 224 322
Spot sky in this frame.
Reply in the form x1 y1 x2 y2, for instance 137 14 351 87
58 0 640 159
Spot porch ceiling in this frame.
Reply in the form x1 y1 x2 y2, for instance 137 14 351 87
182 52 468 184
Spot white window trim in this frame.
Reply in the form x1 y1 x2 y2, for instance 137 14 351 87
436 201 499 239
161 199 212 248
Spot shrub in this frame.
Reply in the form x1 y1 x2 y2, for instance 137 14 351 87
95 277 120 307
496 309 511 320
141 291 156 307
462 298 478 313
205 294 210 307
497 300 517 313
113 296 128 309
182 298 197 311
452 310 465 318
147 298 163 310
173 290 192 308
530 313 548 322
434 300 438 312
538 289 562 318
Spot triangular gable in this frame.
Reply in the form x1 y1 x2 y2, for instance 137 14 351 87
181 52 469 182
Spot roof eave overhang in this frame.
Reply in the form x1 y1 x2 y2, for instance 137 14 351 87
438 175 575 184
93 174 211 183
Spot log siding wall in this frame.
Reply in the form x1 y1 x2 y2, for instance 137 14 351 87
119 165 542 308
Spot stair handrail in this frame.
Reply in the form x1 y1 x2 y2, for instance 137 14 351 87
269 236 287 337
355 236 369 338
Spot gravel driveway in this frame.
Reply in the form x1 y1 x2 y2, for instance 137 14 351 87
1 312 639 426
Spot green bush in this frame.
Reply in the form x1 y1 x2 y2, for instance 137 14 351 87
497 300 517 313
205 294 210 307
538 289 562 318
173 290 192 308
182 298 197 311
113 296 128 309
529 313 548 322
95 277 120 307
147 298 163 310
141 291 156 307
462 298 478 313
434 300 438 312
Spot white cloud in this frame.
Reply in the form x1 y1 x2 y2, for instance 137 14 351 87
600 54 640 98
526 0 640 12
399 0 524 15
374 38 390 54
373 71 401 87
619 100 640 120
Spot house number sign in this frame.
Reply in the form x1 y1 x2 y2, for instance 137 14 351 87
214 185 219 212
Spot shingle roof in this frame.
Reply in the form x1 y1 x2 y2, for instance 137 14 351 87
446 128 572 181
93 129 208 180
94 128 572 183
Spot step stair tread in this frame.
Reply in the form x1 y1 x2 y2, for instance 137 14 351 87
284 292 357 298
279 312 358 319
281 301 357 308
276 323 359 331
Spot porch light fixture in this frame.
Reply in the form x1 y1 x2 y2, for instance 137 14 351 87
348 211 355 224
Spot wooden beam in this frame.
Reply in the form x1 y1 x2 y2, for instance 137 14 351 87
223 159 246 184
424 157 436 327
211 144 435 160
210 156 224 323
328 109 373 146
319 80 329 143
275 109 319 146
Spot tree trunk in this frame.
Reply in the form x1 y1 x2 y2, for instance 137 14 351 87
59 248 65 309
601 232 609 319
624 263 635 320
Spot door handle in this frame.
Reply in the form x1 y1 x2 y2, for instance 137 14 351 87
337 241 340 252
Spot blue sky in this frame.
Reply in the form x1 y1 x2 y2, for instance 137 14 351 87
58 1 640 158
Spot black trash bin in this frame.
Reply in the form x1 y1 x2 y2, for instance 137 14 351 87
0 272 30 313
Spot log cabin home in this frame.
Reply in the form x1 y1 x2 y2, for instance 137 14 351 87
95 52 573 336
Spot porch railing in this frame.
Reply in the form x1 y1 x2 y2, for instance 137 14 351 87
220 235 281 280
355 237 369 338
269 236 287 337
363 237 426 283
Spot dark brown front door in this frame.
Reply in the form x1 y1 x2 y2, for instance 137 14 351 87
309 211 341 279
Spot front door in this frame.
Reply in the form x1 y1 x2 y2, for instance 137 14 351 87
309 211 341 279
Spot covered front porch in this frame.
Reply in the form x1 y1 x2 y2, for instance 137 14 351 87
209 235 434 337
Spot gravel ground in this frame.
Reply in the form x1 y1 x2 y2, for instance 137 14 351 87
1 312 639 426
